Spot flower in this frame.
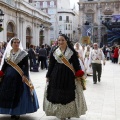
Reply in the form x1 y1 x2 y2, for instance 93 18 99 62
75 70 86 90
75 70 84 77
0 71 4 77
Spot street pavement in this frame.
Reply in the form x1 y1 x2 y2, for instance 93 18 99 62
0 61 120 120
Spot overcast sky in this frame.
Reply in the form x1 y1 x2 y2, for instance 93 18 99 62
70 0 79 9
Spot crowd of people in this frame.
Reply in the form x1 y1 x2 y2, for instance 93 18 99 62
0 36 120 120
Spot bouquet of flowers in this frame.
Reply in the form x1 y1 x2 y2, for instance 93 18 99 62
75 70 86 90
0 70 4 83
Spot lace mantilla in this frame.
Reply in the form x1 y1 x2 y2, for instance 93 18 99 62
53 47 73 64
5 49 28 64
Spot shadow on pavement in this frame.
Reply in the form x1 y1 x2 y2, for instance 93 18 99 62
0 116 39 120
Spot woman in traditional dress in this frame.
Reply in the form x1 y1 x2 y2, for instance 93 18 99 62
84 45 93 75
74 42 87 77
43 34 87 120
0 37 39 119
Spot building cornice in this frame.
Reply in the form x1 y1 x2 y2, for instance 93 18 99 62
0 0 51 25
57 9 75 16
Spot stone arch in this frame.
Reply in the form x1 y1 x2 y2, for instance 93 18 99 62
7 21 16 42
26 26 32 49
86 9 95 13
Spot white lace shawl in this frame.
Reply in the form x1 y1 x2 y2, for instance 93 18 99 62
53 47 73 63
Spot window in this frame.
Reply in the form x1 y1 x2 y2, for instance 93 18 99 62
66 16 69 23
50 1 54 7
48 9 56 14
36 2 40 8
68 24 70 30
66 24 67 30
29 0 32 3
59 16 62 21
43 1 47 8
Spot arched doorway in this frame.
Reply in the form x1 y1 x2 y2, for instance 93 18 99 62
26 27 32 49
7 22 15 42
39 30 44 46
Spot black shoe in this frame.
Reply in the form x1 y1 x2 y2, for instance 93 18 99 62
93 82 97 84
15 116 20 120
11 115 20 119
98 79 101 82
11 115 16 119
68 117 71 119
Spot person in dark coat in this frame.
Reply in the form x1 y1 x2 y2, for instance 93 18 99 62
38 45 48 69
28 44 36 71
113 46 119 63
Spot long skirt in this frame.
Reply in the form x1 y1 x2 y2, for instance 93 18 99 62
84 58 93 74
43 80 87 119
0 83 39 115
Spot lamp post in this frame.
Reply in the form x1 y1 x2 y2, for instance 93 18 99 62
0 9 4 22
39 24 45 46
0 9 4 32
40 24 45 31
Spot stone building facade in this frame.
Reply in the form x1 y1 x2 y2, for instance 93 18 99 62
0 0 51 49
31 0 79 43
78 0 120 45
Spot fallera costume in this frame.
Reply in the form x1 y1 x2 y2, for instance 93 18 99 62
0 49 39 115
84 50 93 74
43 46 87 119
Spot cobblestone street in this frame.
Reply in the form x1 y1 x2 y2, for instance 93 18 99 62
0 61 120 120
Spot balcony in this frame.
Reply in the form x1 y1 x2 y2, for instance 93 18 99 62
0 0 15 7
39 5 56 9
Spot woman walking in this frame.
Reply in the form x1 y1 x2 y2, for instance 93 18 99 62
43 34 87 120
0 37 39 119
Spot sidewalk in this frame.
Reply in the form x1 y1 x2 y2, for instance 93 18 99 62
0 61 120 120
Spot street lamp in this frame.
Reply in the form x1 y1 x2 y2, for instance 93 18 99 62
0 9 4 22
40 24 45 31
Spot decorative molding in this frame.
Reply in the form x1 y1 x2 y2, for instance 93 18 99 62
103 8 114 15
19 17 25 22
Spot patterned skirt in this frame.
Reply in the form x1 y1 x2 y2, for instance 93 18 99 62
43 80 87 119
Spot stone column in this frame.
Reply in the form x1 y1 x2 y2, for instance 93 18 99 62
19 17 25 48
